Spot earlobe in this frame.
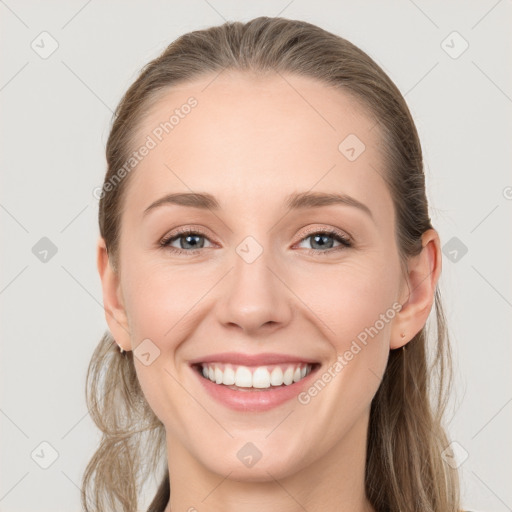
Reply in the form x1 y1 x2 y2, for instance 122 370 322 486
390 229 442 350
96 236 131 351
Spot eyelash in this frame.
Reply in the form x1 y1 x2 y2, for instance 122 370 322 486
159 227 352 256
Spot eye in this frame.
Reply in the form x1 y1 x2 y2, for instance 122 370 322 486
159 227 352 256
160 228 214 255
295 228 352 255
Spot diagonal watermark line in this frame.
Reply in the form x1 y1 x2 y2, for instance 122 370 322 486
471 265 512 308
368 118 382 134
265 265 336 335
61 0 93 29
0 472 29 502
60 410 90 440
164 267 234 337
368 162 385 181
472 61 512 104
200 66 228 93
471 471 512 510
407 0 439 28
60 204 89 233
471 0 504 29
404 62 439 97
200 470 233 502
0 0 29 28
471 396 512 439
265 410 294 438
0 61 29 92
163 367 234 438
368 366 383 383
0 265 28 296
0 202 29 232
60 265 131 335
201 0 227 22
276 70 337 131
469 204 499 233
60 470 81 491
275 0 295 17
61 61 114 113
265 470 310 511
62 469 96 510
60 265 104 309
0 408 29 438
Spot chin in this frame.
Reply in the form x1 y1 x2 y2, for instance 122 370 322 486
199 450 306 482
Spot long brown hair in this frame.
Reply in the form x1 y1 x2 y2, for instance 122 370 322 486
83 16 461 512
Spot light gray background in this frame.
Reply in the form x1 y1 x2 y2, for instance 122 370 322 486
1 1 511 511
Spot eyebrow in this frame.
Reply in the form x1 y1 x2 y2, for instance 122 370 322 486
143 191 373 220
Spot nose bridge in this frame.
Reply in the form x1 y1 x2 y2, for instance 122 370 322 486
217 233 291 332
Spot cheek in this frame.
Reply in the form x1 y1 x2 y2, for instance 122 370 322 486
121 257 208 340
293 264 396 423
122 262 198 425
296 259 398 350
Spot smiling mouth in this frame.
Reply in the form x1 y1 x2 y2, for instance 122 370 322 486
192 362 320 391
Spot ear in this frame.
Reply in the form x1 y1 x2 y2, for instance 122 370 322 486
96 236 131 351
390 228 442 350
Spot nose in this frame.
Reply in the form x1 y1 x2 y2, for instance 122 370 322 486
216 243 293 335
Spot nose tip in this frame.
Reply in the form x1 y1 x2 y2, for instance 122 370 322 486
216 253 292 334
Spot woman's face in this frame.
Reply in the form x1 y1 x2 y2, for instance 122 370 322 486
101 71 416 481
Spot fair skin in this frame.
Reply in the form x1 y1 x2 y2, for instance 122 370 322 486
97 71 441 512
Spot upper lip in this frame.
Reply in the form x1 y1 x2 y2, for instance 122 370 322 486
189 352 319 367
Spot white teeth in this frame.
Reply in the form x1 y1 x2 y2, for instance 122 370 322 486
270 367 284 386
222 365 235 385
252 367 270 388
235 366 252 387
199 362 313 389
283 366 294 385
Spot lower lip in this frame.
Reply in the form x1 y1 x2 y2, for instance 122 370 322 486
191 364 320 412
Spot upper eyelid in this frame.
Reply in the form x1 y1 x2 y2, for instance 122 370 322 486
296 225 352 242
161 226 215 244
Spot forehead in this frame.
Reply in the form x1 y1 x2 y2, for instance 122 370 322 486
123 71 391 223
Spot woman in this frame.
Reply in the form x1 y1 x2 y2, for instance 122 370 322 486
83 16 465 512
